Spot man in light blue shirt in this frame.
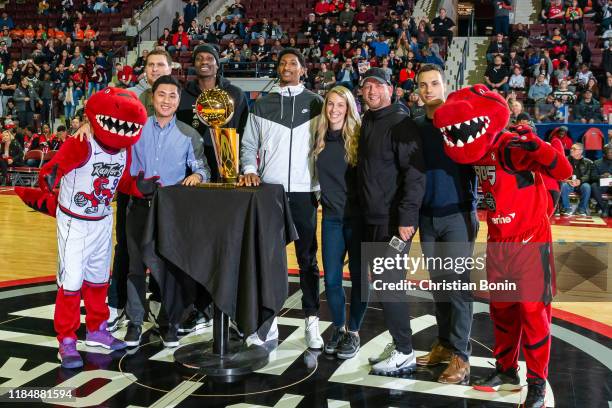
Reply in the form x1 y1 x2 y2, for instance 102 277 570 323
125 75 210 349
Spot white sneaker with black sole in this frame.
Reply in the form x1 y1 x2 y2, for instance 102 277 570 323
305 316 324 349
246 317 278 347
162 327 180 348
107 307 126 332
368 342 396 365
371 349 416 376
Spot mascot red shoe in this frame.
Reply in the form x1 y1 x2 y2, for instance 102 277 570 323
433 85 572 408
15 87 155 369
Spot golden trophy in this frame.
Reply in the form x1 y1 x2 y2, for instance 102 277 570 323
193 88 239 187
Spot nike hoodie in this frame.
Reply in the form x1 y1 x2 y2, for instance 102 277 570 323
241 83 323 192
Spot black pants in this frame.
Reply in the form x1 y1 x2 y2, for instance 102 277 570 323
366 222 413 354
18 110 34 128
288 191 320 317
0 159 8 184
419 211 479 361
107 192 130 310
591 183 611 211
125 198 162 326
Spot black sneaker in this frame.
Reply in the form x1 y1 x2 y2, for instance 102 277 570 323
337 331 360 360
523 378 546 408
560 208 573 216
324 326 346 355
473 364 521 392
178 309 212 334
124 324 142 347
162 326 180 348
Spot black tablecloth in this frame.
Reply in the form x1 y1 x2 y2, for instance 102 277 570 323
142 183 297 336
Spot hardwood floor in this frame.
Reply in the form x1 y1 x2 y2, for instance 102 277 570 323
1 193 611 326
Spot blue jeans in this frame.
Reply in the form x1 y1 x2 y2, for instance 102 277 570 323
64 104 76 121
560 182 591 212
87 82 102 98
322 216 368 332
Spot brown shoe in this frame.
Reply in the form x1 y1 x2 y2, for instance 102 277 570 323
416 342 453 366
438 354 470 384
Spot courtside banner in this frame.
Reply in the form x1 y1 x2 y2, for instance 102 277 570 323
361 242 610 303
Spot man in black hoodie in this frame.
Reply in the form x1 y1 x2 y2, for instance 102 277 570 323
357 67 426 376
174 44 249 333
176 44 249 182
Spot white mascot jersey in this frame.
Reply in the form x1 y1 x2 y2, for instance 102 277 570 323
58 137 127 220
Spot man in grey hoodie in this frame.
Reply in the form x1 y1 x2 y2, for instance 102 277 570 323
240 48 324 349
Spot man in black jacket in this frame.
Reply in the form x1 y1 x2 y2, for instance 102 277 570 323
560 143 593 216
590 143 612 217
176 44 249 182
357 67 426 376
175 44 249 333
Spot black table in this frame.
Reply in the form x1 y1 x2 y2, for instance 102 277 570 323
142 183 297 378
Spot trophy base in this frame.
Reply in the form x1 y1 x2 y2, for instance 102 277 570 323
197 181 239 189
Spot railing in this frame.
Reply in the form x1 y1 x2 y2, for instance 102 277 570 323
452 9 474 90
137 16 160 56
219 61 278 78
110 44 129 66
468 9 475 37
454 38 469 90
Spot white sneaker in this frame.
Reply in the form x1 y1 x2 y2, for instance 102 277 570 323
148 300 161 328
371 349 416 376
107 307 125 332
305 316 323 349
246 317 278 346
368 342 396 365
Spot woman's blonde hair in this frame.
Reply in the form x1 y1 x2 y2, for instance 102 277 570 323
314 86 361 166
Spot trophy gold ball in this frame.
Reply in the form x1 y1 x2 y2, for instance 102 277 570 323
193 88 240 186
194 88 235 127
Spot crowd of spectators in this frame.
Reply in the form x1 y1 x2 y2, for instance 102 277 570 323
156 0 454 103
483 0 612 126
0 0 145 185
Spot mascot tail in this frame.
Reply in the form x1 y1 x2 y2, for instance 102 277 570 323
15 187 58 217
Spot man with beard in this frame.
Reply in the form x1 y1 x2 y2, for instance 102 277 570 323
175 44 249 334
357 67 425 375
176 44 248 182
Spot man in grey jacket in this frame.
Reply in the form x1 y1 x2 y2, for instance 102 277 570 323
240 48 324 349
13 77 42 127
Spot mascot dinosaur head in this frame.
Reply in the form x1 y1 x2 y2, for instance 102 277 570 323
86 87 147 150
433 84 510 164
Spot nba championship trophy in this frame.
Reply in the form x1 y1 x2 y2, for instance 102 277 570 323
193 88 239 186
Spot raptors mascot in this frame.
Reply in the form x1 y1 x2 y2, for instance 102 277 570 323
16 87 156 369
433 85 572 408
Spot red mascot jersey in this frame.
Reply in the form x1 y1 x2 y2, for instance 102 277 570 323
474 132 552 240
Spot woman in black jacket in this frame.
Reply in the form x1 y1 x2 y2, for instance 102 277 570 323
0 127 24 185
314 85 367 359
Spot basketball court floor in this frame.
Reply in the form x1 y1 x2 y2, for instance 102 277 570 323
0 188 610 407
